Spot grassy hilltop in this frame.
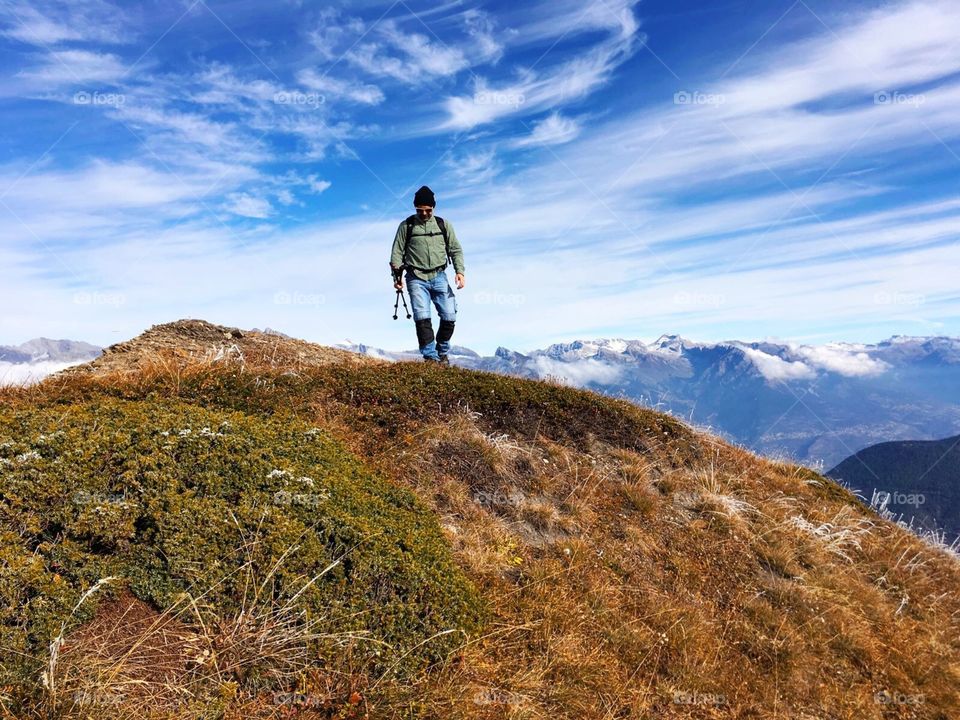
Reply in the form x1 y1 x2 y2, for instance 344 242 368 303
0 319 958 719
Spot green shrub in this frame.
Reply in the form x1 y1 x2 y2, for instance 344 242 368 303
0 397 483 702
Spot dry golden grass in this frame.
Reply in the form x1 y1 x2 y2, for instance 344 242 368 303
362 410 960 719
3 321 958 719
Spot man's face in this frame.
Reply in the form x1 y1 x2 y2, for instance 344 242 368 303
415 205 434 221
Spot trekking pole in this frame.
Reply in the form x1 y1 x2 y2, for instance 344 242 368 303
391 265 412 320
393 289 411 320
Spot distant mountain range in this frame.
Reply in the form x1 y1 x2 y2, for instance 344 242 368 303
6 331 960 472
337 334 960 470
0 338 101 385
828 434 960 542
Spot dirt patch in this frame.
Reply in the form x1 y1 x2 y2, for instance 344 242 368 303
57 589 197 710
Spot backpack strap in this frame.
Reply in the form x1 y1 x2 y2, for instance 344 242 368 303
403 215 416 268
435 216 450 263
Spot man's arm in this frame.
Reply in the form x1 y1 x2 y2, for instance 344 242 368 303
390 221 408 270
445 220 466 275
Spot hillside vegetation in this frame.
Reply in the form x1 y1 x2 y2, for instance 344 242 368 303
0 320 957 719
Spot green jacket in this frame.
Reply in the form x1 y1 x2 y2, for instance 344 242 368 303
390 215 466 281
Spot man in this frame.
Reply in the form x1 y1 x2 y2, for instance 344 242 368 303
389 185 466 365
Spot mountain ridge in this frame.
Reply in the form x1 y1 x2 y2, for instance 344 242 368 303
8 326 960 469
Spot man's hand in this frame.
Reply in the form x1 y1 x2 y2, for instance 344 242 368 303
394 279 403 290
455 273 465 289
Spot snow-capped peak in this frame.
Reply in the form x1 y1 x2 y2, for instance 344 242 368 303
649 334 690 354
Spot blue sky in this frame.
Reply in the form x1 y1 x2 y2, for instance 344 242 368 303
1 0 958 354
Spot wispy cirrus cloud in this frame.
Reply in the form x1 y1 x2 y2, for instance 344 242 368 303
510 112 581 147
1 0 133 46
18 48 128 85
342 18 471 83
441 1 641 129
297 69 385 105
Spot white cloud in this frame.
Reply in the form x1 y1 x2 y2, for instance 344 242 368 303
463 9 507 64
441 4 640 130
532 356 625 387
511 0 641 46
188 64 280 106
1 1 131 46
297 69 384 105
19 49 127 85
346 20 469 83
443 148 501 187
0 359 88 386
225 193 273 219
511 112 580 148
794 344 890 377
306 176 331 194
2 160 216 212
308 8 366 62
741 348 817 383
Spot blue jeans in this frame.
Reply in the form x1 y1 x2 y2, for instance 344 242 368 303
406 270 457 359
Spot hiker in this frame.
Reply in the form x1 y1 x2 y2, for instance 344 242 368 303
389 185 466 365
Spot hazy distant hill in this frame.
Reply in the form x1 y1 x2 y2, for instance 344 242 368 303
828 434 960 541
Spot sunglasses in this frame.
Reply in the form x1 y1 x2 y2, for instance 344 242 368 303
415 206 434 213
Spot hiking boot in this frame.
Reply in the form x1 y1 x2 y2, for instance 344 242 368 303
423 356 441 364
437 354 450 366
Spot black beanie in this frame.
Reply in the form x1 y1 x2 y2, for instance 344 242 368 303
413 185 436 207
